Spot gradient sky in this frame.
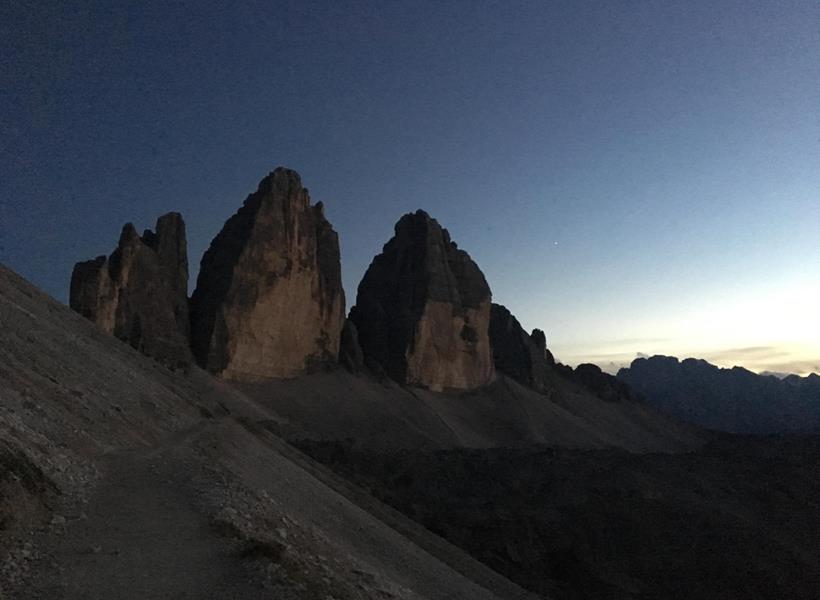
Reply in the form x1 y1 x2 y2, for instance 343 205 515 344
2 1 818 374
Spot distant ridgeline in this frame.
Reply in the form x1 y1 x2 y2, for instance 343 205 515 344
69 166 632 403
618 356 820 434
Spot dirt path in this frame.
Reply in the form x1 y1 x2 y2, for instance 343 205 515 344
26 443 261 600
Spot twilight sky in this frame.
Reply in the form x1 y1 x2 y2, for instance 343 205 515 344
2 1 818 374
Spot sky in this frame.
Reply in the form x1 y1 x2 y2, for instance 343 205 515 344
2 0 818 375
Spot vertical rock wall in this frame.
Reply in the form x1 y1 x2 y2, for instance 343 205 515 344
189 168 345 381
488 303 555 393
69 213 191 368
350 210 494 391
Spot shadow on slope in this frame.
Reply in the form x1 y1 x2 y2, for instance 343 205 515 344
295 435 820 600
237 369 703 453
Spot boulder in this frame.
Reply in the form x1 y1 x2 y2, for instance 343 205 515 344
69 213 191 368
189 168 345 380
349 210 494 391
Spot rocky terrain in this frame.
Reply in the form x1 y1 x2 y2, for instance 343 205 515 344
557 362 640 404
237 369 701 453
349 210 495 392
489 303 555 394
296 435 820 600
65 167 641 414
189 167 345 381
69 213 191 368
6 256 820 599
10 165 819 599
618 355 820 433
1 263 536 600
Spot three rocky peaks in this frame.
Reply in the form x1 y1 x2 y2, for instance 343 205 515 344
70 166 608 396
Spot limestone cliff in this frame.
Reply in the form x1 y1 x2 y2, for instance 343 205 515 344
488 303 554 393
69 212 191 368
189 168 345 380
350 210 494 391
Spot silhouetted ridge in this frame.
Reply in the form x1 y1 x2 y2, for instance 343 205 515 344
618 355 820 433
488 303 555 393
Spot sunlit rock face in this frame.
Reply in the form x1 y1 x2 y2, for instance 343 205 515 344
69 212 191 368
489 303 555 393
350 210 494 392
189 167 345 381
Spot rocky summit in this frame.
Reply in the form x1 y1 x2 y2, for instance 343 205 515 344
489 303 555 393
350 210 494 391
190 168 345 381
565 362 638 402
69 212 191 368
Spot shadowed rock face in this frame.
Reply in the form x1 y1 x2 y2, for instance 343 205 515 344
350 210 494 391
189 167 345 381
488 304 637 402
489 303 555 393
571 363 638 402
339 319 364 372
69 213 191 368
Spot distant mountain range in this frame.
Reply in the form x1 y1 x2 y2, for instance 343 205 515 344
618 355 820 434
758 370 793 379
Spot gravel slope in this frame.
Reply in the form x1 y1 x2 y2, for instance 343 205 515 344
238 369 703 452
0 264 534 600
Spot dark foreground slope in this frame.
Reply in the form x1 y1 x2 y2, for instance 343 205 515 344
296 436 820 600
618 355 820 433
0 264 534 600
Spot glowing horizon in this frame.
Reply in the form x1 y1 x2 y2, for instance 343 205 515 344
537 280 820 376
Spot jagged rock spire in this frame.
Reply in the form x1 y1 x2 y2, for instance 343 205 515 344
189 167 345 380
350 210 494 391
